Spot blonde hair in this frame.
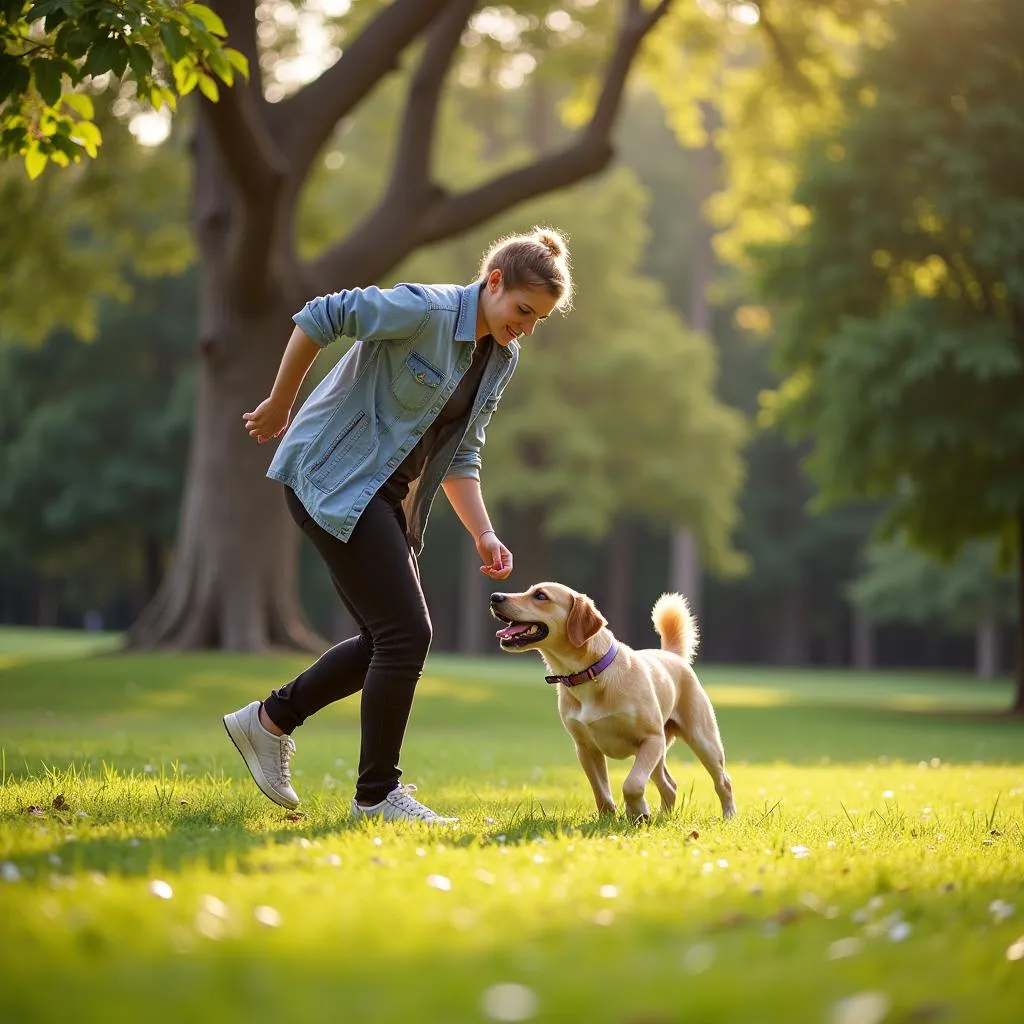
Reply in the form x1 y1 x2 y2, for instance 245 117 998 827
478 227 574 310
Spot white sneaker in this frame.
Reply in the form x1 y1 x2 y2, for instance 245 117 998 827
351 784 458 825
223 701 299 809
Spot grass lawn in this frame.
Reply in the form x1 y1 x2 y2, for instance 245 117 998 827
0 626 1022 1023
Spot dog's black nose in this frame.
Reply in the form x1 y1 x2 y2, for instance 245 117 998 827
490 593 507 604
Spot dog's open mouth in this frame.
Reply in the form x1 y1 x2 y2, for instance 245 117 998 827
492 614 549 649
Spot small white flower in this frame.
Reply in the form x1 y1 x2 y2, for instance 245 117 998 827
990 900 1015 923
253 905 281 927
149 879 173 900
480 982 538 1022
888 921 912 943
830 991 891 1024
828 938 863 960
324 853 342 866
200 895 229 919
1 862 22 883
882 790 894 799
194 911 226 940
790 845 810 859
599 885 619 899
427 874 452 891
681 942 715 974
1006 937 1024 961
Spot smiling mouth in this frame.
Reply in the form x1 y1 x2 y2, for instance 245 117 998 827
505 326 519 342
491 611 548 649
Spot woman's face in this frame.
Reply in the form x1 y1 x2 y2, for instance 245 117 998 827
479 269 559 345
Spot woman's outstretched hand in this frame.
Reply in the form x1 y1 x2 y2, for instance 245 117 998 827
477 531 513 580
243 398 290 444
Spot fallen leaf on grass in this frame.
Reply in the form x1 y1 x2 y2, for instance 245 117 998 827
23 806 45 817
284 811 305 822
51 795 66 810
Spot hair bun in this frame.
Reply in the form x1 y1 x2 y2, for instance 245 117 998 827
533 228 566 260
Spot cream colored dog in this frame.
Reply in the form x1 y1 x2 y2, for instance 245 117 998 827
490 583 736 822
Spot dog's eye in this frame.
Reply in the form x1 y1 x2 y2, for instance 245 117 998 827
533 590 548 601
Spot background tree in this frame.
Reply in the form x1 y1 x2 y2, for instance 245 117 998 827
758 0 1024 710
850 535 1018 680
0 270 197 622
622 90 879 664
0 95 193 343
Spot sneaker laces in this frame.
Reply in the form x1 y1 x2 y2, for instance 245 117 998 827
386 784 443 821
277 735 296 785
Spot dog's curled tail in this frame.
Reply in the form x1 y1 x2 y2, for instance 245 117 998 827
651 592 699 664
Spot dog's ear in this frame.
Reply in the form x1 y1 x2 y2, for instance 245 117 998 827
566 594 606 648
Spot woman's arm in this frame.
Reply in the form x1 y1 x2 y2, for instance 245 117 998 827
243 326 321 444
296 284 430 347
442 476 513 580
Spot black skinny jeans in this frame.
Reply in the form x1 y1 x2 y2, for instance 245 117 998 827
262 487 432 806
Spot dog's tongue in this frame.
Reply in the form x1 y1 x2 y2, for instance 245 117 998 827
496 622 530 640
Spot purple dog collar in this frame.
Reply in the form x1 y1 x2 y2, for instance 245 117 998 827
545 640 619 687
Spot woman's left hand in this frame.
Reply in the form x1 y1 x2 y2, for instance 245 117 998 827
477 532 513 579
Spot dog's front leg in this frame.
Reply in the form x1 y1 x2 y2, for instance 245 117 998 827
575 743 616 816
622 736 666 823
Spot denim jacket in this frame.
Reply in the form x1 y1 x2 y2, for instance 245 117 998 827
267 281 517 553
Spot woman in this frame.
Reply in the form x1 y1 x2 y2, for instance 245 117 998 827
223 228 573 824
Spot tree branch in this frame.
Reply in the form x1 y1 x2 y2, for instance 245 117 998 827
204 0 286 208
303 0 674 295
386 0 477 199
416 0 672 243
270 0 453 183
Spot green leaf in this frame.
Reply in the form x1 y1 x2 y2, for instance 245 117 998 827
63 23 98 61
127 43 154 85
61 92 94 119
159 22 189 64
185 2 228 37
71 119 102 157
205 47 232 85
0 54 31 105
81 36 120 79
172 63 198 96
197 72 218 103
30 58 63 106
225 49 249 79
24 146 47 180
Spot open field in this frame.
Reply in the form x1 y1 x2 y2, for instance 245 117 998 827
0 627 1021 1023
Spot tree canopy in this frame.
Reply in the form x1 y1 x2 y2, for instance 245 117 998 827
759 0 1024 558
0 0 246 176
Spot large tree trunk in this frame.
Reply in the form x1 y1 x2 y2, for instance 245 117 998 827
766 585 809 666
129 111 321 652
1013 507 1024 714
456 532 490 654
975 616 999 681
129 304 321 651
851 605 875 669
603 521 633 643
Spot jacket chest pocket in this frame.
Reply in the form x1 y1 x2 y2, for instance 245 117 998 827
389 351 446 411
